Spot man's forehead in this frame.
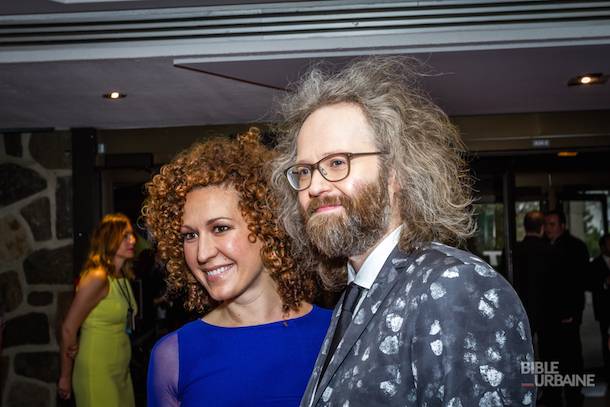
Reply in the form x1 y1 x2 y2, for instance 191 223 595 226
295 103 376 159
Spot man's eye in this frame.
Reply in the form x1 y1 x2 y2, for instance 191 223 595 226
297 167 310 177
329 158 347 167
181 232 197 242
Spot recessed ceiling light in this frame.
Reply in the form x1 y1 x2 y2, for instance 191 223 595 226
567 73 607 86
557 151 578 157
103 91 126 99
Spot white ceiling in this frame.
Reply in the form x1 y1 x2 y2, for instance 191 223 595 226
1 0 609 130
0 0 292 15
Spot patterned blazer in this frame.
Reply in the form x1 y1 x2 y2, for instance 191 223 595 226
301 243 535 407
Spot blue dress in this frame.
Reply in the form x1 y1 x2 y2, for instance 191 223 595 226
147 305 332 407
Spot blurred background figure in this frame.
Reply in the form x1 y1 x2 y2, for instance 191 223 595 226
58 213 137 407
143 129 331 407
543 210 590 407
589 234 610 380
513 210 551 336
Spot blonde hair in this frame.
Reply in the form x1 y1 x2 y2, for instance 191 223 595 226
82 213 134 279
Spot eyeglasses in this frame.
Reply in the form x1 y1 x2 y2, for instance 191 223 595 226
284 151 387 191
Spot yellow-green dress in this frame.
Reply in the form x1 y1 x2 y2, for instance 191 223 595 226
73 275 137 407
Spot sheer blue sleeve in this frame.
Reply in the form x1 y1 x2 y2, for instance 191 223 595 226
147 331 180 407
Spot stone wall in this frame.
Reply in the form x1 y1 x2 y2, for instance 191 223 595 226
1 131 73 407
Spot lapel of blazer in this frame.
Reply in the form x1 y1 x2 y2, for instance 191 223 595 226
312 245 414 405
300 303 341 406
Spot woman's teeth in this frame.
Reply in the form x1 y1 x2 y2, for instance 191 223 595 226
206 265 232 276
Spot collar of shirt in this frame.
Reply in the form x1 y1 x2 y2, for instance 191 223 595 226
347 225 403 290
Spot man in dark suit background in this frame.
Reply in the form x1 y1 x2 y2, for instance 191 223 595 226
513 210 563 405
544 210 589 407
590 233 610 379
513 210 551 334
271 57 534 407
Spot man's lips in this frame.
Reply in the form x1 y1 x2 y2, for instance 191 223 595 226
314 204 342 213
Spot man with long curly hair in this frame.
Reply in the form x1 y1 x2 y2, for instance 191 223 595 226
270 57 535 407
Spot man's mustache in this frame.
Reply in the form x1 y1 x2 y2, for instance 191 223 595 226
306 196 347 217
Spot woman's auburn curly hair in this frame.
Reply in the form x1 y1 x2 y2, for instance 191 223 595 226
142 128 315 314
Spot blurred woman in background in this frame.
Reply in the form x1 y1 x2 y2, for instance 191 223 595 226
58 213 137 406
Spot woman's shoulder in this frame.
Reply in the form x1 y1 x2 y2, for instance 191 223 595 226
151 330 179 360
311 304 333 316
77 266 109 292
297 304 333 327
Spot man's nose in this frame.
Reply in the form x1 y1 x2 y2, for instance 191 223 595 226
307 167 332 197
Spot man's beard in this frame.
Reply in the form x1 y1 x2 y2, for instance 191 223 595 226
300 176 391 259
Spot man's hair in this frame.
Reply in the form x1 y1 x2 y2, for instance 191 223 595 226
545 210 567 225
270 57 475 275
523 211 545 234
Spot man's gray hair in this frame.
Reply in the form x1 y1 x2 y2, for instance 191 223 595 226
270 56 476 284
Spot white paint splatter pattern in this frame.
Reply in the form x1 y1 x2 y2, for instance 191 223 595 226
474 264 495 277
361 347 370 361
447 397 463 407
386 314 404 332
380 381 397 397
483 289 500 308
479 391 502 407
480 365 504 387
353 309 365 325
442 267 460 278
322 387 333 402
478 299 495 319
430 282 446 299
430 339 443 356
464 351 478 364
517 321 526 340
379 336 399 355
464 334 477 350
486 347 502 362
422 268 433 284
429 320 441 335
495 330 507 347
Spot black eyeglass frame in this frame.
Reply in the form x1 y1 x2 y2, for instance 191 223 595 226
284 151 388 191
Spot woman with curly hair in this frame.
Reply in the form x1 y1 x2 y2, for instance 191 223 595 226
143 128 331 407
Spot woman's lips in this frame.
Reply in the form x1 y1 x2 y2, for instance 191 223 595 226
204 264 234 282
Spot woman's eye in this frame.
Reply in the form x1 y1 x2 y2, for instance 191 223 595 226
181 232 197 242
213 225 230 233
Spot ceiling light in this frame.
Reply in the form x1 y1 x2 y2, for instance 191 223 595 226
567 73 607 86
557 151 578 157
103 91 126 99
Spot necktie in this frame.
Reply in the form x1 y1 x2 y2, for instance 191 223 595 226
318 282 364 380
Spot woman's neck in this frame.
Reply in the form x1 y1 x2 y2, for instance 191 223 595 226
113 257 125 276
209 289 285 327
